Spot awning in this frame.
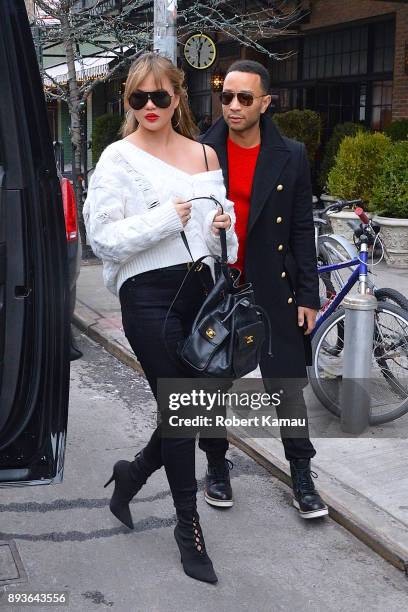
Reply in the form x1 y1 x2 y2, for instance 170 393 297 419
44 47 130 86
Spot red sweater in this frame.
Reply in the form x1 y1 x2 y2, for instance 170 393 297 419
227 137 260 276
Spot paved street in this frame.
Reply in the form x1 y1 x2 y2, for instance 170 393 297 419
74 260 408 568
1 330 408 611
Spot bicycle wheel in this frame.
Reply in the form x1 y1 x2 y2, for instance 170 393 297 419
374 287 408 311
317 234 360 296
308 302 408 424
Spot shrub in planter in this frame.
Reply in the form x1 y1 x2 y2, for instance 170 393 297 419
319 122 368 190
92 113 123 164
384 118 408 143
273 109 321 164
327 131 392 205
370 141 408 218
370 141 408 268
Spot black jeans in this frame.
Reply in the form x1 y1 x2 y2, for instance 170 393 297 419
119 265 218 510
202 382 315 461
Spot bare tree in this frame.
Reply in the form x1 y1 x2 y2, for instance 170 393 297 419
32 0 153 244
31 0 307 244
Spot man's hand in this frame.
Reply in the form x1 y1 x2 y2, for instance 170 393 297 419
212 206 231 235
297 306 317 335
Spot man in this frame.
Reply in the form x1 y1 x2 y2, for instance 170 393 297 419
197 113 212 135
199 59 328 519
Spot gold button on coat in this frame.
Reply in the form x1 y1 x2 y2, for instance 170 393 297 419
288 297 293 304
278 244 283 251
277 184 283 191
281 271 286 278
276 216 283 224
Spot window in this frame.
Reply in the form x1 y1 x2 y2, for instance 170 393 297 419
187 70 211 121
371 81 393 130
301 82 367 138
373 21 395 73
268 39 299 83
302 26 368 80
271 88 299 112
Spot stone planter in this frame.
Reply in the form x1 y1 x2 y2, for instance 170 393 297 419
326 209 360 243
372 215 408 268
320 194 372 243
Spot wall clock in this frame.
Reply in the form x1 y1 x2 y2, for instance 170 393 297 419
184 33 217 70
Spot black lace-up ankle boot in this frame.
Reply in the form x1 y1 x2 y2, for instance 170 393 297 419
204 458 234 508
174 507 218 584
104 449 159 529
290 458 328 519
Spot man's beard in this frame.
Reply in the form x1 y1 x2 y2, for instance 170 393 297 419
227 115 260 133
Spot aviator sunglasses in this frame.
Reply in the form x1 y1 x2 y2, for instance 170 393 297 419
128 89 173 110
221 91 268 107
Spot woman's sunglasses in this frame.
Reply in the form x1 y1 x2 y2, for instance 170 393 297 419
220 91 268 107
128 90 173 110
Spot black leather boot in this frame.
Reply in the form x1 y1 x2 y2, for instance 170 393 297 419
290 458 328 519
174 507 218 584
204 458 233 508
104 450 158 529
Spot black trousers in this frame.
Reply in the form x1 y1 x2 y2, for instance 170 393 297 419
120 266 315 512
119 265 217 510
200 386 316 461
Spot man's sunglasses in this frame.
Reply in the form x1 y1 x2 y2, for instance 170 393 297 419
220 91 268 107
128 90 173 110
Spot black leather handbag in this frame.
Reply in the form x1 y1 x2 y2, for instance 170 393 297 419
164 196 272 379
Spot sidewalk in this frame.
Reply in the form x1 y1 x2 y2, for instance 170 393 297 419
73 258 408 574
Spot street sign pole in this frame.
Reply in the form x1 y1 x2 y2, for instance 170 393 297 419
153 0 177 64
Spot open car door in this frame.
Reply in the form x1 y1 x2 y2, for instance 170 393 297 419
0 0 70 485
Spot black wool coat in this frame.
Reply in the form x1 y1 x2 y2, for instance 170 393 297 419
201 114 320 379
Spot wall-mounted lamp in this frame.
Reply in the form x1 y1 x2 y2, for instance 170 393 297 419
211 71 225 92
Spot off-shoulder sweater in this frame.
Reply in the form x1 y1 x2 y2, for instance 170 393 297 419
83 139 238 295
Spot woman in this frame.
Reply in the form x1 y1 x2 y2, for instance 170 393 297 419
83 52 238 584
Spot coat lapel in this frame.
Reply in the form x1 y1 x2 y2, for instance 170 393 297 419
201 118 229 192
247 115 290 235
202 114 290 234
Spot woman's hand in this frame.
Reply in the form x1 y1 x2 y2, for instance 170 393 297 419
211 206 231 235
173 197 192 227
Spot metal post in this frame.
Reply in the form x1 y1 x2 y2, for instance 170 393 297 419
53 141 64 173
154 0 177 64
339 293 378 434
80 103 88 189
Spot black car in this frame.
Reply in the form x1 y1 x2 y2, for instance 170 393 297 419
0 0 75 484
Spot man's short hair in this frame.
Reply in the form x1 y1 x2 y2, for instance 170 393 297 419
226 60 271 94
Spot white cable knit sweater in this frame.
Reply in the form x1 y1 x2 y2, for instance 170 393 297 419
83 139 238 295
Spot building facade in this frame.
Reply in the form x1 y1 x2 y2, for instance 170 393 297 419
184 0 408 135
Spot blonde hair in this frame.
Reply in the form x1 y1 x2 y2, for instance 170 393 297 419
121 52 198 140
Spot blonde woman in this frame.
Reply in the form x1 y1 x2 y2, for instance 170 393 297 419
83 52 238 584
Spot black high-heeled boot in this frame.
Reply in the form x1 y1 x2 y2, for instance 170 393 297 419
104 450 157 529
174 508 218 584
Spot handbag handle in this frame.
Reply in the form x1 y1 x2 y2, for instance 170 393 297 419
181 196 228 265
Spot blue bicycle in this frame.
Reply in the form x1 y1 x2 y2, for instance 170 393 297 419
308 201 408 424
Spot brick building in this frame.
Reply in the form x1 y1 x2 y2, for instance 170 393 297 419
191 0 408 135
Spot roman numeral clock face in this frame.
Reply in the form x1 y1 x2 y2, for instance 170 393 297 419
184 34 217 70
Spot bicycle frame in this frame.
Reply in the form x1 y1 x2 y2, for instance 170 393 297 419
313 248 369 336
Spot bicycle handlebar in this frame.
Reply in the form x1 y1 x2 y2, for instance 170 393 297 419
354 207 370 225
321 198 363 216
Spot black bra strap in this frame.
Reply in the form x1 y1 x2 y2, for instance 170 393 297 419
202 144 209 171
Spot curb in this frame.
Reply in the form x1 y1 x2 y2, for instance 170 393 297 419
73 303 408 575
228 433 408 575
72 303 144 376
